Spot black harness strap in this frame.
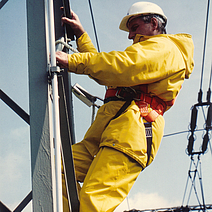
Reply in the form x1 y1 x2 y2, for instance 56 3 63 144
105 99 132 128
111 100 132 120
144 122 152 166
105 99 153 167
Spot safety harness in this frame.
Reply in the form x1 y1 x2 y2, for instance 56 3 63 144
104 85 175 166
104 85 175 122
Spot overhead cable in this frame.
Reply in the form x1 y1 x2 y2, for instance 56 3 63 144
163 128 204 138
206 63 212 102
87 0 101 52
198 0 211 103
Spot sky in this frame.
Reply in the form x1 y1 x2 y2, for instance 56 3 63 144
0 0 212 211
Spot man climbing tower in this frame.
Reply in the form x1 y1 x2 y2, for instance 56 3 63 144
56 2 194 211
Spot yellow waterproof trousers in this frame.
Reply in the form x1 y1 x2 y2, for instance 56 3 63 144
63 145 142 212
78 146 141 212
63 100 164 212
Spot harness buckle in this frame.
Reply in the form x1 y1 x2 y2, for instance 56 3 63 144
115 88 125 100
115 87 137 100
136 101 149 116
145 125 152 138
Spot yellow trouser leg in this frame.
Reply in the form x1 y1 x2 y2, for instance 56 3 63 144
63 142 144 212
79 147 142 212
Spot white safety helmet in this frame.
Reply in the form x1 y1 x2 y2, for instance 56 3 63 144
119 1 167 32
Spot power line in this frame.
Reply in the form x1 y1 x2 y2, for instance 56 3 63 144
206 63 212 102
163 130 189 137
87 0 101 52
198 0 211 103
163 129 205 138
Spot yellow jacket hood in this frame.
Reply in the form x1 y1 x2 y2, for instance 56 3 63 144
166 34 194 79
134 33 194 79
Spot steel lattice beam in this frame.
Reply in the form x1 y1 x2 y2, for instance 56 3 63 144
0 201 11 212
0 89 30 124
0 0 9 9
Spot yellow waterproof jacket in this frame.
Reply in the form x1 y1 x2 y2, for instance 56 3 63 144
68 32 194 167
68 32 194 108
